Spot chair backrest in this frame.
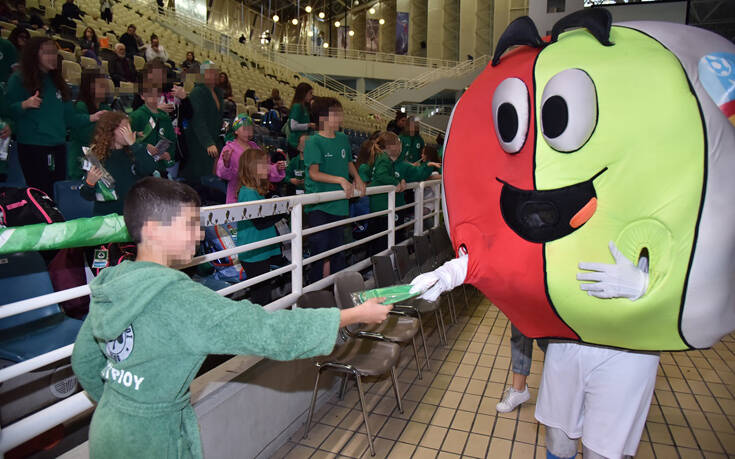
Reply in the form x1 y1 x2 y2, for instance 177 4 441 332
392 244 418 281
371 255 398 288
333 271 365 310
53 180 94 220
296 290 338 310
79 55 97 70
413 235 436 273
428 227 452 261
0 251 61 331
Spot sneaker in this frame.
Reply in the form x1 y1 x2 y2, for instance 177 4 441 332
496 385 530 413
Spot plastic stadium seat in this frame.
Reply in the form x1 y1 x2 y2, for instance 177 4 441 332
1 142 27 188
58 49 76 62
79 55 97 70
133 55 145 71
53 180 93 220
0 252 84 363
62 60 81 86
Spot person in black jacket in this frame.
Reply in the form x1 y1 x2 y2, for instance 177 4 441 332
109 43 135 87
61 0 84 20
119 24 140 58
386 110 407 135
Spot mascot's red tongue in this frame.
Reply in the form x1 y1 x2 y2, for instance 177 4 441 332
443 45 578 340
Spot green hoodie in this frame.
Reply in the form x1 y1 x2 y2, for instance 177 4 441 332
72 261 340 459
368 153 433 212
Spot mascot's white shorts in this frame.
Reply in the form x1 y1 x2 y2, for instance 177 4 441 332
535 342 660 459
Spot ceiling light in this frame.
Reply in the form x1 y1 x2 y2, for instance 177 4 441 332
354 0 359 4
368 7 375 14
292 18 299 25
323 42 329 48
272 14 279 22
348 29 355 36
378 18 385 25
400 106 406 113
305 5 312 12
307 30 314 37
318 11 325 18
334 20 341 27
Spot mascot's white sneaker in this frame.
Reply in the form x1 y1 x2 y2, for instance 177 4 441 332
496 385 530 413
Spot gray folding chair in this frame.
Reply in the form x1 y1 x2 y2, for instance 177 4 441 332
333 271 426 379
299 290 402 456
414 235 457 324
428 227 470 311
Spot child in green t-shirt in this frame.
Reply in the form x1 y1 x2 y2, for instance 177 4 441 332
303 97 366 284
287 82 315 149
398 117 424 164
285 133 308 195
72 177 392 459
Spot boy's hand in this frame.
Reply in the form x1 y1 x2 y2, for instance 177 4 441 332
0 124 11 139
356 297 392 324
396 179 407 193
146 144 159 156
158 152 171 162
340 177 354 197
207 144 219 157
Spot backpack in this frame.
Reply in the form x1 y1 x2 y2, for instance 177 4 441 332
200 224 245 283
0 187 65 227
261 110 282 133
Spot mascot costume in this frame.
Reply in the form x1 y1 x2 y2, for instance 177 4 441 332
412 9 735 352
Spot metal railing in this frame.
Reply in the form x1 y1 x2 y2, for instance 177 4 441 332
0 179 443 454
403 104 455 118
367 55 491 102
262 42 461 69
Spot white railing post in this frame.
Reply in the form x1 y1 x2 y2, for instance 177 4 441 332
388 190 396 248
290 203 303 299
414 185 423 236
434 183 441 229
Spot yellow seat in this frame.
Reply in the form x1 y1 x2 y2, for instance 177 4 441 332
79 56 97 71
62 60 82 86
133 55 145 71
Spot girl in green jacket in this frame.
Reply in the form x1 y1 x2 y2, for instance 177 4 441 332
80 112 169 216
68 69 111 180
287 82 315 150
180 60 223 184
398 116 424 164
6 37 106 195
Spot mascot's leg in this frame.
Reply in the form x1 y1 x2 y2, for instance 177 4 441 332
546 426 578 459
497 325 533 412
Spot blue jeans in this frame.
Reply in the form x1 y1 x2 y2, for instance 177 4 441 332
307 210 346 284
510 324 548 376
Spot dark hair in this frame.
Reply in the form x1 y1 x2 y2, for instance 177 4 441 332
395 110 407 121
150 33 158 42
290 82 312 109
436 133 445 145
310 97 342 121
217 72 232 99
83 27 98 43
8 27 30 49
77 69 105 112
124 177 201 243
127 24 136 30
422 145 441 163
20 37 70 100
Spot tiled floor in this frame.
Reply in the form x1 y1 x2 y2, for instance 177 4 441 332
272 290 735 458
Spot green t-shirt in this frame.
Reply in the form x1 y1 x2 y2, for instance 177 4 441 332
237 186 282 263
129 104 177 161
287 103 310 147
399 134 424 163
304 132 352 216
285 155 306 191
0 39 18 84
357 162 372 184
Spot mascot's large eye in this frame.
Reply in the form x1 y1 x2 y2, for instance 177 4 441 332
492 77 530 154
540 68 598 153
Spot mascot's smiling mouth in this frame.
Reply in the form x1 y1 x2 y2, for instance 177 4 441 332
497 168 607 243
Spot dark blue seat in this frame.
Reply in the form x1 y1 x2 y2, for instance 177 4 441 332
0 142 26 188
201 175 228 195
54 180 93 220
0 251 83 363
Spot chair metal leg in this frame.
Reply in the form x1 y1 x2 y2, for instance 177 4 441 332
417 315 431 370
390 366 404 414
303 367 322 439
338 374 349 400
355 374 375 456
434 309 447 345
462 284 470 310
411 336 423 380
437 308 448 346
446 293 457 324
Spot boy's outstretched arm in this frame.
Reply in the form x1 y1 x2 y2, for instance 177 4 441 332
170 282 392 361
71 319 106 403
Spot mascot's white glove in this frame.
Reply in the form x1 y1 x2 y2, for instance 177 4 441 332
577 241 649 301
410 249 468 302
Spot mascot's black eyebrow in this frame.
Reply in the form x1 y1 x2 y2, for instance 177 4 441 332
492 9 615 67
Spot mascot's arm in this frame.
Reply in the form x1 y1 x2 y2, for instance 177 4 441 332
409 248 468 302
577 241 649 301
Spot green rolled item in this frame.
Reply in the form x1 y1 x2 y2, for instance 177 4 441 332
353 284 421 305
0 214 131 254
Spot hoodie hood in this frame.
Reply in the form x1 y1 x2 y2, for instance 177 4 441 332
88 261 188 341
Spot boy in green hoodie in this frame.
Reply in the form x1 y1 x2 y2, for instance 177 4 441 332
71 177 392 459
